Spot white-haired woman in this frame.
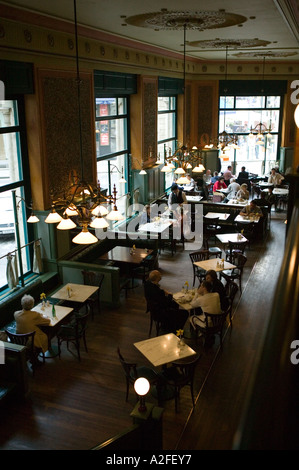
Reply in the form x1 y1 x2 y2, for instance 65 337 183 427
14 294 50 354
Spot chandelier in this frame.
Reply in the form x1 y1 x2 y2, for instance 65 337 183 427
160 22 205 184
249 57 272 145
215 46 239 160
38 0 124 244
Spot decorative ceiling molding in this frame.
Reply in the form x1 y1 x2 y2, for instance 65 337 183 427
233 50 297 57
188 38 271 49
125 10 247 30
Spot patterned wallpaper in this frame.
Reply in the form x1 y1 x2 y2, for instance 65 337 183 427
41 74 94 202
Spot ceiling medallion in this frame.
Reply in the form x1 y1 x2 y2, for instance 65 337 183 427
188 38 271 49
125 10 247 31
233 51 297 58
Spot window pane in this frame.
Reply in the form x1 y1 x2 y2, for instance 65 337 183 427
158 97 175 111
235 96 265 108
219 96 234 108
0 131 23 185
96 155 127 218
95 98 126 118
219 109 279 134
266 96 280 108
158 112 175 141
0 100 19 127
95 118 127 158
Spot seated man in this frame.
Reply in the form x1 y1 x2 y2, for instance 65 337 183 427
240 199 263 217
144 270 188 333
189 280 221 329
139 204 151 225
14 294 51 355
182 173 196 192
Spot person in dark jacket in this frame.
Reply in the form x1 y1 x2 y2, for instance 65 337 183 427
144 270 188 333
205 270 229 311
168 183 187 210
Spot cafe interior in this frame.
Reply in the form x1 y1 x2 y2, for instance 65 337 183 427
0 0 298 451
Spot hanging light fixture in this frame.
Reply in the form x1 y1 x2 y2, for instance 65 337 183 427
41 0 123 244
161 22 205 179
248 57 272 143
214 46 239 161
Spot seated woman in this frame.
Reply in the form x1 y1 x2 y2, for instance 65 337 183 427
212 176 227 200
236 183 249 201
14 294 51 355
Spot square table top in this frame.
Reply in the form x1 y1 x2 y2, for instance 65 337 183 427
273 188 289 195
134 333 196 367
258 182 274 187
235 214 260 223
193 258 236 272
205 212 230 220
98 246 153 265
173 291 196 311
216 233 248 244
186 195 203 202
51 283 99 303
138 220 172 234
33 303 73 326
225 200 247 207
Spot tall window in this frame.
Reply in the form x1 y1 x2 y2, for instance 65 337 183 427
218 95 282 175
95 97 129 217
0 99 31 290
157 96 177 188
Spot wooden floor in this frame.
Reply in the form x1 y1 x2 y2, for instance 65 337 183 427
0 211 286 451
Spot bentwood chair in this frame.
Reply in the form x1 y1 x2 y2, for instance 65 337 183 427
191 311 228 348
117 347 160 402
225 240 247 261
161 354 201 412
189 249 209 286
57 312 89 361
224 281 239 323
81 270 104 320
203 235 222 259
220 253 247 293
5 330 42 375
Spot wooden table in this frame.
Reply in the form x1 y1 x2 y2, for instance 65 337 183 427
134 333 196 367
51 283 99 303
34 302 74 357
98 246 153 265
193 258 236 273
216 233 248 246
138 220 172 235
205 212 230 221
186 195 203 203
235 214 260 224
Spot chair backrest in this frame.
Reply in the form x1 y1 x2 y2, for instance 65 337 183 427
189 249 209 264
74 312 90 337
204 312 227 331
171 354 201 385
5 330 35 357
228 240 247 254
82 270 104 290
233 253 247 269
117 347 137 380
225 281 239 303
203 216 219 226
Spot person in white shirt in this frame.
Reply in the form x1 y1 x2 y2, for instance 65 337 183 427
223 178 240 202
268 168 284 186
182 174 196 192
189 280 221 329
